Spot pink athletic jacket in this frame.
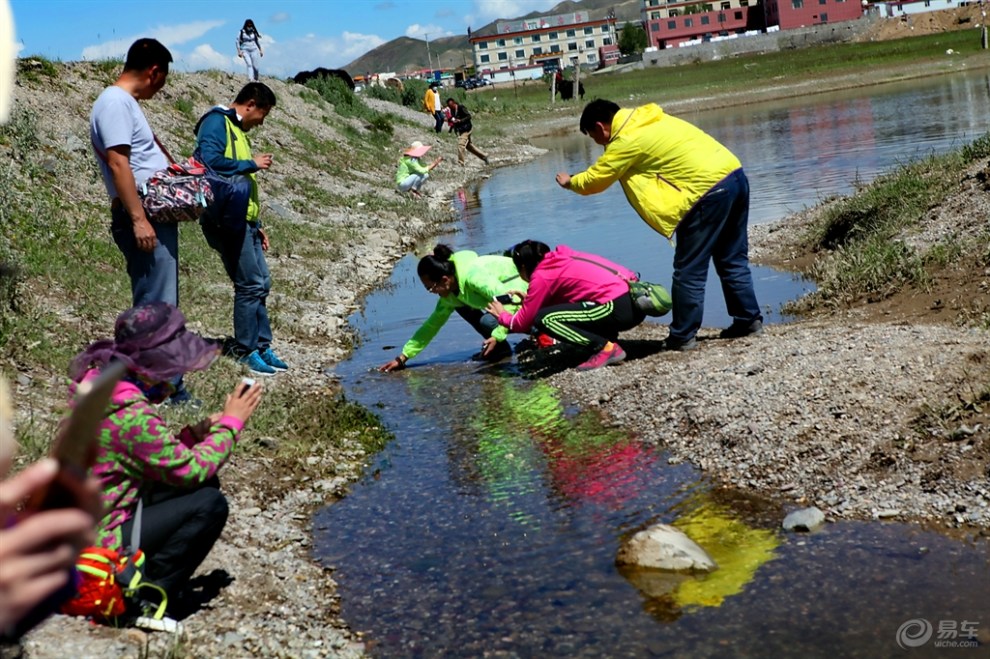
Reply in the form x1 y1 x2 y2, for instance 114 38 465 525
497 244 636 333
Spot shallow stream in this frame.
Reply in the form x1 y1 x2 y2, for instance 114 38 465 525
313 71 990 656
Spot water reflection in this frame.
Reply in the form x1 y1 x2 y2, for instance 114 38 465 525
621 498 780 621
690 70 990 224
319 71 990 657
316 364 783 656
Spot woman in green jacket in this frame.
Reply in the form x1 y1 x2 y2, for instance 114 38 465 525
379 244 527 372
395 141 442 199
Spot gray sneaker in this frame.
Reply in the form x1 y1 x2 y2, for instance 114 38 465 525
719 319 764 339
661 336 697 351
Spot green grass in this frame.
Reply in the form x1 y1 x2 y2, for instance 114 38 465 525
173 97 195 120
783 132 990 311
19 55 60 83
0 105 392 464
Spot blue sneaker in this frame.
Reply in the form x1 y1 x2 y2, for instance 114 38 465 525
240 350 276 375
259 347 289 371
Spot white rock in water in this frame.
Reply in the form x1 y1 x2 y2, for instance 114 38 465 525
616 523 718 572
783 506 825 532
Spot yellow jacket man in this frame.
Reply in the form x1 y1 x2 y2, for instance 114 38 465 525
556 100 763 351
422 82 444 134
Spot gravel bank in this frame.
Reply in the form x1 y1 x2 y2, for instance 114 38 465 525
548 319 990 529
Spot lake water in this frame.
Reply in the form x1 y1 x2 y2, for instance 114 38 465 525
314 70 990 656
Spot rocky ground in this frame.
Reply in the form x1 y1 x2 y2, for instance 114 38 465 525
7 32 990 656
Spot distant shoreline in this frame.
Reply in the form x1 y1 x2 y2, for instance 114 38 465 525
512 53 990 139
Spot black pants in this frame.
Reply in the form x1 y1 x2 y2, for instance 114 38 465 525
534 293 644 351
433 110 445 133
455 306 499 339
120 478 229 599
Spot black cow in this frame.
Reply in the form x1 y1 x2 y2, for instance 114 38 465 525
554 79 585 101
292 67 355 91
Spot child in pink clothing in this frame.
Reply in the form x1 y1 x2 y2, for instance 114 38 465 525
486 240 645 370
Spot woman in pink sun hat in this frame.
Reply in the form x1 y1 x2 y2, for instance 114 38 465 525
395 140 443 199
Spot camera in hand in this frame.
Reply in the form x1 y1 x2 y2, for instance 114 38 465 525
495 294 514 304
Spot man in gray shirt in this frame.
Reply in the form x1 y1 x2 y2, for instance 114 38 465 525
91 39 197 404
91 37 173 305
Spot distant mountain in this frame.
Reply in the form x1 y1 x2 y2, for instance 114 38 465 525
343 0 642 76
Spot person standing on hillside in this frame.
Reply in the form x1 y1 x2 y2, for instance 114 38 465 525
555 99 762 351
195 82 289 376
446 97 489 166
422 82 444 134
90 38 196 405
236 19 264 81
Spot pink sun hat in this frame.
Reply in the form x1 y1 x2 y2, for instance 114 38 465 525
403 140 431 158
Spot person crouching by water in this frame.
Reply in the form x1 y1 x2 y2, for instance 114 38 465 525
396 140 442 199
69 302 263 611
379 244 527 372
487 240 646 371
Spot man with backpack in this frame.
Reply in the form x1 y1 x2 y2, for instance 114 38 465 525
194 82 289 376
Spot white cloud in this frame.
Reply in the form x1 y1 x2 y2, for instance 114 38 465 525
180 43 233 73
257 31 387 77
81 20 226 61
470 0 559 24
269 12 290 24
405 23 454 40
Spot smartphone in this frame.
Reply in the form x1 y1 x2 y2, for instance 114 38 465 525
27 361 126 510
241 377 256 389
495 294 514 304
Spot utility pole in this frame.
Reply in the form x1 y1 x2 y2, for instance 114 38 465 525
425 33 434 78
573 52 580 102
983 8 988 49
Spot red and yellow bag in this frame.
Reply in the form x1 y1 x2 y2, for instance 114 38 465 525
61 546 166 621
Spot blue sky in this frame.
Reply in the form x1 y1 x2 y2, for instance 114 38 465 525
9 0 564 76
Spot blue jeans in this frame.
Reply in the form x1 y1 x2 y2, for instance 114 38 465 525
201 220 272 355
397 173 429 193
455 306 499 338
669 168 762 342
111 206 179 307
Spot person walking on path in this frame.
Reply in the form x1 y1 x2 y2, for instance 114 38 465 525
422 82 444 134
90 38 196 404
195 82 288 376
379 245 526 372
446 98 489 165
486 240 646 371
555 99 762 351
236 19 264 81
395 140 442 198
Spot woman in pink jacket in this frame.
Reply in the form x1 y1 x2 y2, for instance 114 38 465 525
486 240 645 371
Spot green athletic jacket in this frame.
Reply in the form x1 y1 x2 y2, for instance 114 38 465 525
401 250 527 360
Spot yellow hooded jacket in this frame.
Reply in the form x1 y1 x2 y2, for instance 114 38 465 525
422 86 439 114
568 104 742 239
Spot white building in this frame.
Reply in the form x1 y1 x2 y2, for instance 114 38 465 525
468 10 618 72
